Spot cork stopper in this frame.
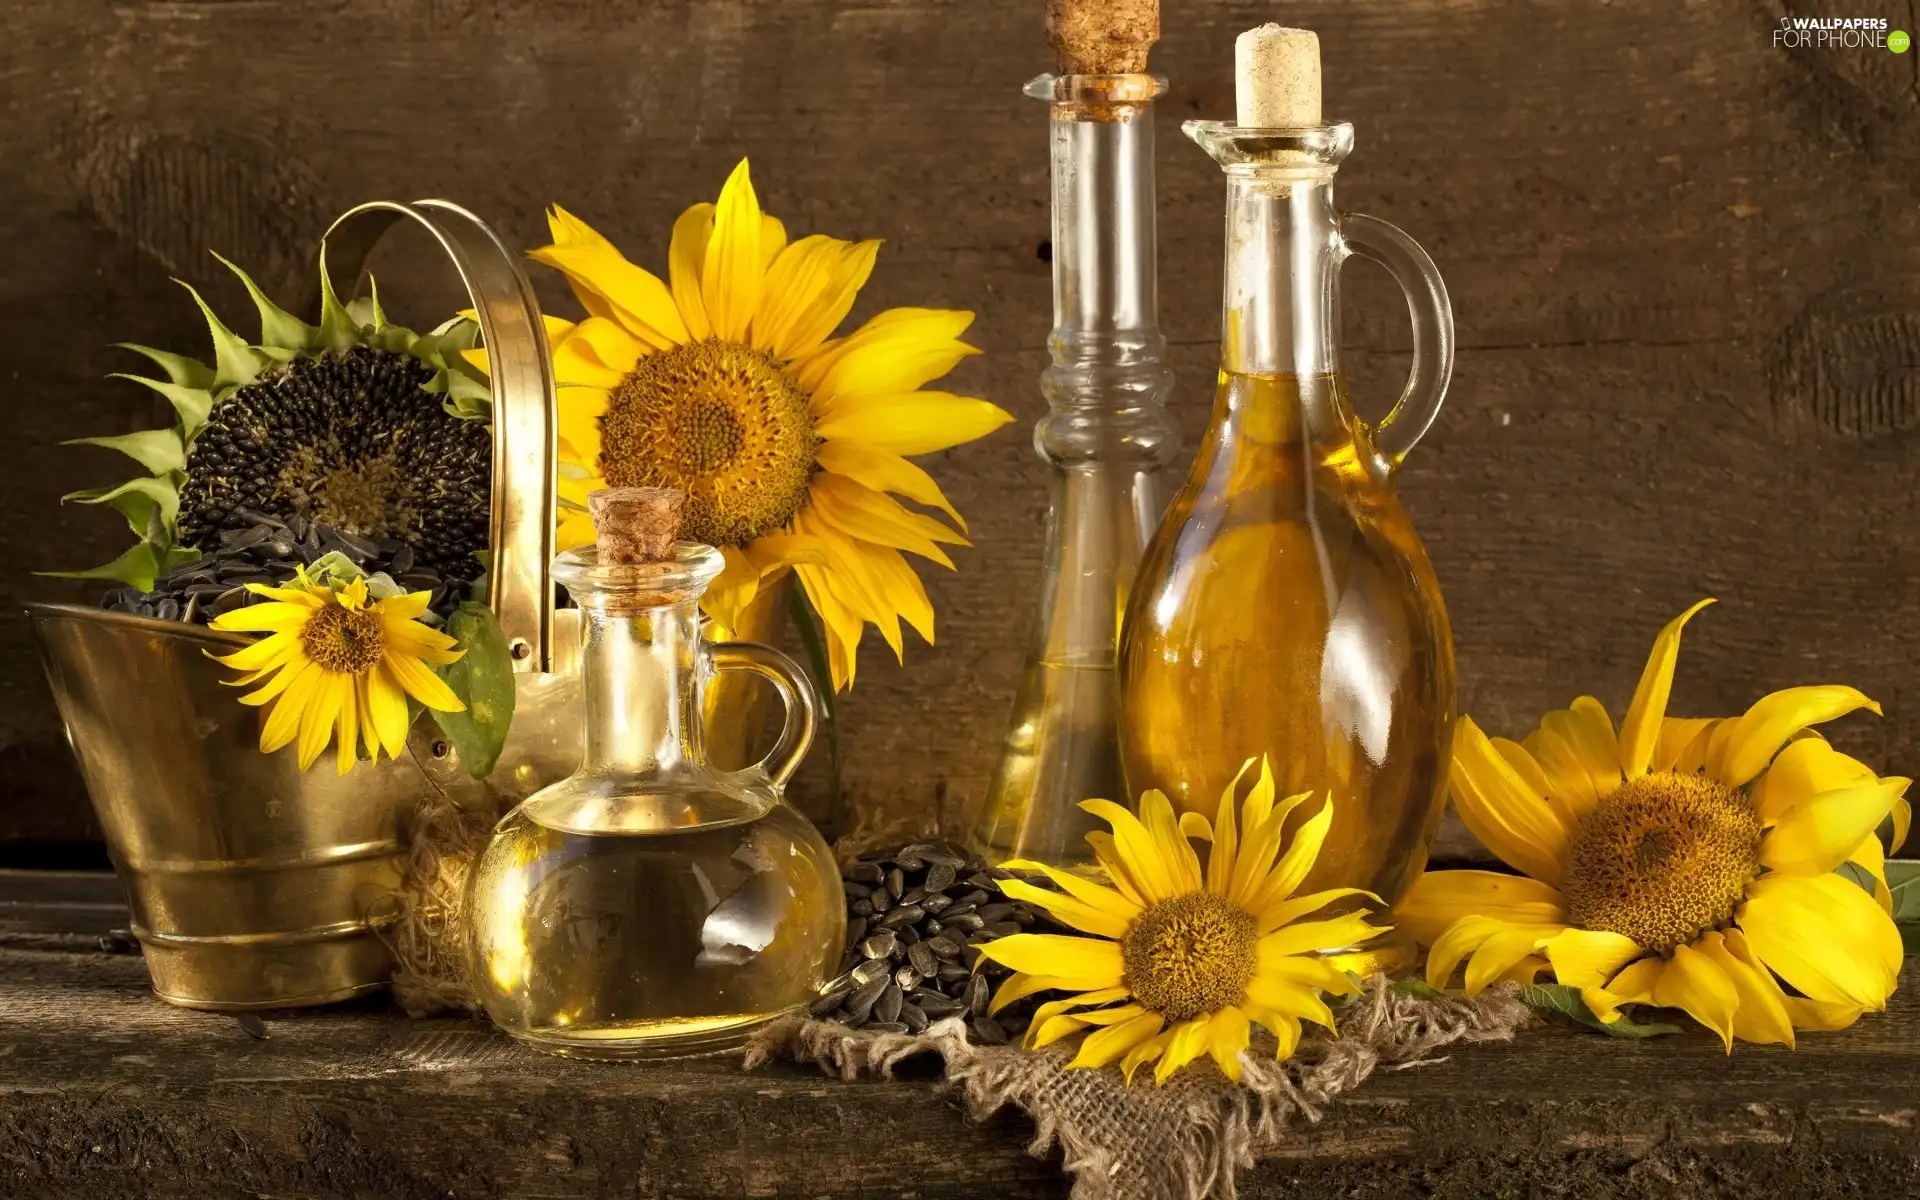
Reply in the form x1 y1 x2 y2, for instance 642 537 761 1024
1048 0 1158 74
588 487 684 566
1235 24 1322 127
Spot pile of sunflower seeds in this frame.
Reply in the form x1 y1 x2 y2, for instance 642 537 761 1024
811 842 1062 1045
98 511 465 626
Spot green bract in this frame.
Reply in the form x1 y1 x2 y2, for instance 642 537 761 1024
53 251 494 591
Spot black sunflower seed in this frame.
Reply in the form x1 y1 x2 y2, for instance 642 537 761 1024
971 1017 1008 1045
844 975 889 1023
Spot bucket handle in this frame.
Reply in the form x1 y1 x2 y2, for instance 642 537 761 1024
301 201 559 675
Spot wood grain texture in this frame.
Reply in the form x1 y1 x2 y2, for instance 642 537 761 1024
1 872 1918 1198
0 0 1916 850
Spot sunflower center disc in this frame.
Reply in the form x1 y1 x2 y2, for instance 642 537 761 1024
598 340 816 547
300 604 387 675
1562 771 1763 953
1121 892 1258 1022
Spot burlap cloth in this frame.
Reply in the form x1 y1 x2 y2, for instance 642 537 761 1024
745 976 1532 1200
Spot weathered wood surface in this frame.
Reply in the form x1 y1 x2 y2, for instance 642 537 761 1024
1 1 1916 848
2 870 1918 1199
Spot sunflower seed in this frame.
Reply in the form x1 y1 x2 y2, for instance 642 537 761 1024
897 924 920 946
850 899 873 918
928 937 961 961
921 892 953 915
851 959 892 988
899 886 927 907
846 862 884 885
232 1013 270 1040
878 903 924 928
936 964 970 984
844 975 889 1023
957 889 991 907
907 941 938 978
975 903 1015 923
845 916 868 947
923 862 957 893
987 921 1022 938
901 1004 929 1034
868 890 891 914
809 989 849 1018
965 973 990 1016
945 913 985 932
940 902 977 920
887 868 905 899
96 928 140 955
389 544 414 575
866 1021 910 1034
893 853 924 872
971 1016 1009 1045
842 881 871 899
875 982 905 1025
860 931 898 960
965 873 996 891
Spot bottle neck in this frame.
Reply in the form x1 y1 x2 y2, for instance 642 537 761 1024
1037 84 1177 473
578 599 705 778
1220 169 1343 379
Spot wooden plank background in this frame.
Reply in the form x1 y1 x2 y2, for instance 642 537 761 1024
0 0 1915 851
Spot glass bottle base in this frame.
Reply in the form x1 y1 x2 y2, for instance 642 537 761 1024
506 1009 791 1061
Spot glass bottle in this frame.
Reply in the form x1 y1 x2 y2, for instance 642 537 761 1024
1118 120 1456 970
973 73 1179 869
467 538 842 1059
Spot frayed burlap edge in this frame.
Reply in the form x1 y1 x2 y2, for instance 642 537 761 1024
746 976 1532 1200
367 793 493 1017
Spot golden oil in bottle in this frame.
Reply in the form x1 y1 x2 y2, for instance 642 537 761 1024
469 787 843 1059
1118 369 1455 971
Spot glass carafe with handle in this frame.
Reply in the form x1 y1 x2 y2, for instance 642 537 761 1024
1118 119 1456 973
467 494 842 1059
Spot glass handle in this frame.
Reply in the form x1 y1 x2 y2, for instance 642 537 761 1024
1340 213 1455 475
708 641 819 788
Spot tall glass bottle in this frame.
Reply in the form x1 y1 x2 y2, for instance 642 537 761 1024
974 74 1179 868
1119 120 1456 968
467 534 842 1059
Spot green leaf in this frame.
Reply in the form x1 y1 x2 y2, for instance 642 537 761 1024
1391 977 1447 1000
1517 983 1682 1039
63 476 180 539
431 602 516 779
64 428 186 475
39 541 162 591
314 243 362 353
1887 859 1920 924
110 373 215 436
213 251 317 353
116 343 214 390
788 586 843 840
175 279 265 390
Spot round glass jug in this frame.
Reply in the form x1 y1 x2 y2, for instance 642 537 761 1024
466 540 843 1059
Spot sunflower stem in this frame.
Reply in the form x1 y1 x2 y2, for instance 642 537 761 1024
788 585 844 841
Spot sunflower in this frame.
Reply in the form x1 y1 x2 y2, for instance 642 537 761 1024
507 159 1013 688
208 572 466 773
57 252 492 593
1399 600 1910 1049
975 758 1385 1084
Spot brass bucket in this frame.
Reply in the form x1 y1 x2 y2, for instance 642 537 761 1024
29 200 583 1009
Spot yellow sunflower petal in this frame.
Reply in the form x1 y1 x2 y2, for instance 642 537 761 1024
971 933 1126 987
1085 831 1149 908
367 662 412 759
1254 952 1361 997
259 661 319 753
532 205 688 350
385 652 464 713
1257 912 1382 961
815 439 968 531
1452 716 1569 885
1781 996 1867 1032
1490 736 1577 830
1464 922 1564 995
668 201 714 341
1206 1006 1253 1083
999 859 1143 925
806 474 967 567
802 308 978 404
1696 929 1795 1048
812 390 1017 456
756 235 880 361
1205 760 1252 896
1080 798 1180 901
1758 778 1908 877
1541 697 1623 801
1120 1030 1176 1084
700 159 765 342
1617 599 1716 778
1423 914 1506 990
295 672 349 771
1256 887 1379 939
1848 828 1893 914
1653 941 1738 1052
1068 1011 1165 1071
207 602 311 634
1712 685 1883 788
1520 726 1601 817
1539 927 1641 989
996 878 1133 940
1395 869 1568 947
1750 737 1878 824
1583 954 1666 1023
1653 716 1721 774
1140 788 1203 896
1152 1016 1218 1084
1021 985 1133 1039
793 562 862 690
1245 794 1331 910
1242 976 1337 1032
1739 871 1901 1009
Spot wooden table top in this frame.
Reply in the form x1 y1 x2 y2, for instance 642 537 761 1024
2 869 1916 1199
